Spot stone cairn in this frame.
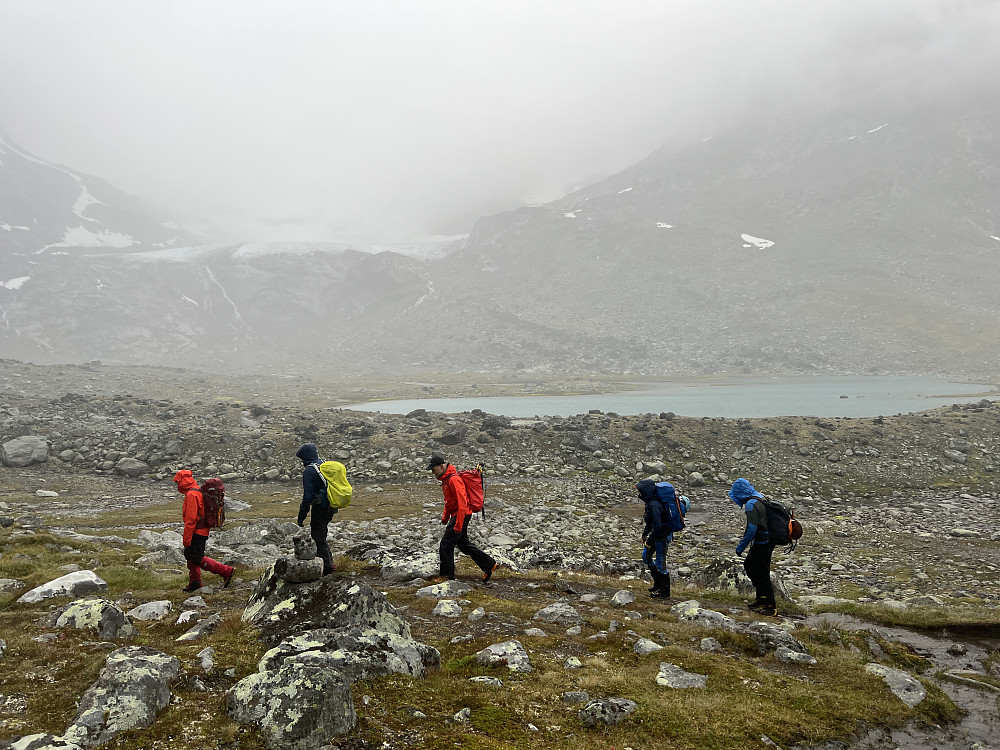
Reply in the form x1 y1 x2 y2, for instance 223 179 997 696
273 529 324 583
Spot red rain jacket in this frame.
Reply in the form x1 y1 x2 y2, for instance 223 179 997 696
174 470 209 547
437 464 469 533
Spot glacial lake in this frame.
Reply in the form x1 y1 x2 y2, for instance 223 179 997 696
343 376 996 419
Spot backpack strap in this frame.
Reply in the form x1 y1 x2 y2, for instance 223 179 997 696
311 462 327 487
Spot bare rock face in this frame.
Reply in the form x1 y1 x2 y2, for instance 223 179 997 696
243 567 411 646
1 435 48 467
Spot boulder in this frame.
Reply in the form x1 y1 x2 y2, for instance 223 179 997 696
578 697 637 727
0 578 27 594
61 647 179 747
292 529 317 560
776 647 817 665
739 621 807 655
176 614 223 642
5 736 83 750
274 556 324 583
533 601 584 626
126 601 172 622
865 663 926 707
243 569 411 646
17 571 109 604
257 627 440 682
656 662 708 689
634 638 663 655
380 554 440 582
669 600 737 631
45 597 136 640
415 580 473 599
474 640 532 672
114 458 149 477
432 600 463 618
227 660 356 750
610 590 636 608
693 559 791 600
1 436 48 467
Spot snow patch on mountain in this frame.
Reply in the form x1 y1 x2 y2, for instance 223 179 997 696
2 221 30 231
2 277 30 290
741 233 775 249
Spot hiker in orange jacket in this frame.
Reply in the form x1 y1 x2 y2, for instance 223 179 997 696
428 456 497 583
174 470 234 592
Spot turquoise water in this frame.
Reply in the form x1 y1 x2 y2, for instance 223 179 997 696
343 376 995 418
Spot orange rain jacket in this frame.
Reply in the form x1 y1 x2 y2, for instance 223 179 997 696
437 464 469 533
175 470 209 547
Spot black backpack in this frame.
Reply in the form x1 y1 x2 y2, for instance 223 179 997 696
762 498 802 549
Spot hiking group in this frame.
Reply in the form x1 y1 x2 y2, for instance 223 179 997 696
174 442 796 614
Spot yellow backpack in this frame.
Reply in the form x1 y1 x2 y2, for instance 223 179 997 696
312 461 353 510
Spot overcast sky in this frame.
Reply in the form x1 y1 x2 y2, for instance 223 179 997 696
1 0 998 243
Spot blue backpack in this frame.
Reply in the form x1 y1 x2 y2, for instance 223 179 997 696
655 482 686 533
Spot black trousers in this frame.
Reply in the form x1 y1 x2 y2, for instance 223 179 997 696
439 518 495 579
310 505 335 575
744 541 776 606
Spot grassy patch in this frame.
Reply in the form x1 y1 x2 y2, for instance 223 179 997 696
811 601 1000 630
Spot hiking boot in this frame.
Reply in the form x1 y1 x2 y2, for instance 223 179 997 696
222 569 234 588
183 583 202 593
427 576 451 584
482 562 499 583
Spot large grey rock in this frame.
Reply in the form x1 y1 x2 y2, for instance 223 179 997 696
6 736 83 750
214 519 298 549
656 662 708 688
634 638 663 655
738 621 807 655
533 601 584 626
292 529 317 561
1 436 48 467
114 458 149 478
274 556 324 583
380 554 440 582
578 697 637 727
669 600 737 631
17 571 109 604
865 663 926 707
227 660 356 749
415 580 473 599
258 627 440 683
432 600 463 618
610 590 636 608
176 614 223 642
693 559 791 600
61 646 179 747
126 600 172 622
243 567 410 646
45 597 136 640
474 640 532 672
0 578 28 593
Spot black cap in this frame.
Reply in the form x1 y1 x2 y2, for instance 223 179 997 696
427 455 446 470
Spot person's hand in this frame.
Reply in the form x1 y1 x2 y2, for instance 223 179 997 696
644 542 653 550
297 518 305 527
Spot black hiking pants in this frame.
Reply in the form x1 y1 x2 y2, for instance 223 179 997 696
310 505 336 576
439 518 495 579
744 541 776 607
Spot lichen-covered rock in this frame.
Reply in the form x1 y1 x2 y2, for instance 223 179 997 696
258 627 440 682
243 567 410 646
0 578 27 594
865 663 927 707
432 599 463 618
226 660 356 750
5 734 83 750
415 579 473 599
693 559 790 600
610 590 636 607
45 597 136 640
1 435 49 467
577 697 637 727
532 601 584 626
776 647 817 665
379 554 440 582
656 662 708 688
126 600 172 621
669 600 737 631
474 640 532 672
176 614 222 642
634 638 663 655
61 646 179 747
274 555 324 583
17 571 109 605
738 621 807 655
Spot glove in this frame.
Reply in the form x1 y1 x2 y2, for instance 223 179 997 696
735 546 745 557
297 517 305 527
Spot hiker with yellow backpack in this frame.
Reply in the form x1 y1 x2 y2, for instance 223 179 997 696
295 442 353 576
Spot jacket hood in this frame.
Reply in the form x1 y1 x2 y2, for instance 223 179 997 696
296 443 319 465
728 478 762 507
173 469 198 493
635 479 658 503
437 464 456 483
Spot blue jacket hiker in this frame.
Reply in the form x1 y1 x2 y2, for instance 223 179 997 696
295 442 336 576
729 478 776 615
636 479 688 599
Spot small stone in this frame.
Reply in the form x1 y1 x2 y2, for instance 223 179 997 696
565 625 582 636
634 638 663 655
469 676 503 687
564 657 583 669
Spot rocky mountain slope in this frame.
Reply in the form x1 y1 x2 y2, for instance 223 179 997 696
2 84 1000 376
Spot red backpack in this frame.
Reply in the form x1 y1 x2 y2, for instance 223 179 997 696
458 464 485 518
200 477 227 528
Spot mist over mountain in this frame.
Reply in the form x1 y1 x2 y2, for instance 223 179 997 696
1 81 999 377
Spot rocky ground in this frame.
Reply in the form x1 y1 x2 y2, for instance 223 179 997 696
1 361 999 749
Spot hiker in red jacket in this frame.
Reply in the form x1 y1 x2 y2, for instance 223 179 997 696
174 470 234 592
428 456 498 583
